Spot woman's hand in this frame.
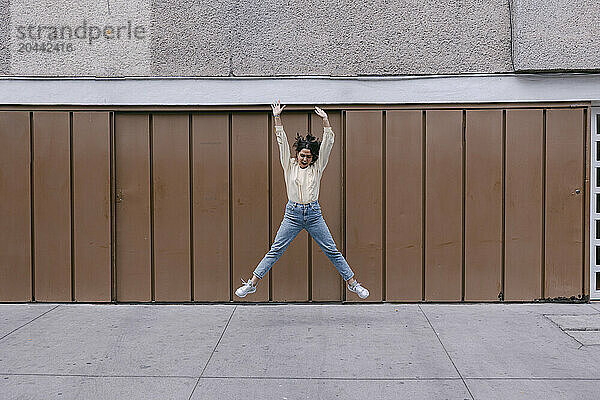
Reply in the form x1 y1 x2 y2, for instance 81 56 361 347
272 100 286 116
315 106 330 127
314 106 328 120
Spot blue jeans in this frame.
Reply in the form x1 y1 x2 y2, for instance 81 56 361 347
253 200 355 281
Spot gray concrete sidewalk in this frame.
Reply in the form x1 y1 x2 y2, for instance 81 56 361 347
1 302 600 400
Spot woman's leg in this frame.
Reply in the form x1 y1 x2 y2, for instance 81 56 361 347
305 209 355 282
251 209 303 281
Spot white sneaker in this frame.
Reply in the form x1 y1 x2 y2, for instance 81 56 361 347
235 278 257 298
347 281 369 299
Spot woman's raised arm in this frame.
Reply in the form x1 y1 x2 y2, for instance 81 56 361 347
271 100 291 171
272 99 286 128
314 106 334 172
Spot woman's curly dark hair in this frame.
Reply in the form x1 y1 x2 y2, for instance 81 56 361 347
293 132 321 164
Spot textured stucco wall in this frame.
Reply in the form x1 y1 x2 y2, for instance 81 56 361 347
229 0 512 76
512 0 600 71
8 0 150 76
0 0 9 74
0 1 598 77
151 0 232 76
2 0 512 77
151 0 514 77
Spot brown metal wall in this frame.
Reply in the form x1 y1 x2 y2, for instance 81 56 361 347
425 110 463 301
464 110 503 301
152 114 191 301
346 111 383 302
0 112 31 301
72 112 111 301
505 109 544 300
232 113 270 302
0 106 589 303
33 112 71 301
115 114 151 301
545 109 584 298
386 111 423 301
192 113 230 302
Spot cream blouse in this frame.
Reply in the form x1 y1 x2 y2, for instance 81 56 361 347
275 125 334 204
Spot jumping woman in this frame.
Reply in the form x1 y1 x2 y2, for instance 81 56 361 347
235 100 369 299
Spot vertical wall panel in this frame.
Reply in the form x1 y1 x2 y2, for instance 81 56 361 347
425 110 463 301
193 113 230 301
545 109 584 298
584 109 591 298
72 112 111 301
346 111 382 301
272 113 309 301
115 114 151 301
465 110 503 301
0 112 31 301
505 109 543 301
33 112 71 301
152 114 191 301
232 113 269 302
310 112 343 301
386 111 423 301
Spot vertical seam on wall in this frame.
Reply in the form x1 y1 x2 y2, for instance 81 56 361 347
30 112 35 302
342 110 347 302
307 113 312 301
507 0 516 71
149 114 155 302
228 113 233 302
422 110 426 301
70 112 75 302
542 109 547 299
189 113 194 302
382 110 387 301
501 110 507 301
268 112 273 302
110 112 116 302
462 110 466 302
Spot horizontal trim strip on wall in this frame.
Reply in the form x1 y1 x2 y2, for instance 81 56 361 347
1 73 600 106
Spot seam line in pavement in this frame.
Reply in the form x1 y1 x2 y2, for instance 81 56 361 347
0 305 61 342
199 376 465 381
587 304 600 313
418 305 474 400
562 328 600 331
3 374 600 381
542 314 585 347
463 377 600 380
198 376 600 381
0 373 197 379
187 305 237 400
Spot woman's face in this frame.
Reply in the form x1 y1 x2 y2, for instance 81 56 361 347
297 148 313 168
